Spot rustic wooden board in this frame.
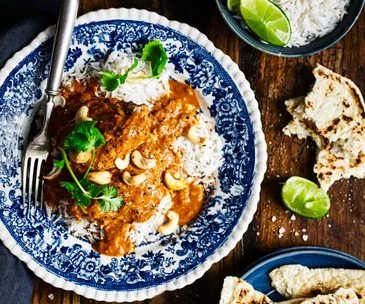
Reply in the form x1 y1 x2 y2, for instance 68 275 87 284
31 0 365 303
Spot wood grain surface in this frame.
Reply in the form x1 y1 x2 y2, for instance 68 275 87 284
31 0 365 303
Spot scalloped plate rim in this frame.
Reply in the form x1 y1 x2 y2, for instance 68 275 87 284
0 7 267 302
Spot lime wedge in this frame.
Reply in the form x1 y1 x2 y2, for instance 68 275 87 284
282 177 330 219
240 0 291 46
227 0 240 11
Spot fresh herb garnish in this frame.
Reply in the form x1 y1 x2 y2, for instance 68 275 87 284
54 159 65 170
97 186 124 212
64 120 105 152
98 71 120 92
119 57 139 83
56 119 123 213
61 180 93 207
59 147 123 212
141 40 168 78
100 40 168 92
99 57 139 91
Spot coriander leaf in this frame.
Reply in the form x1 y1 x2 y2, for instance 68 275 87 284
59 147 92 198
60 181 91 207
54 159 64 170
64 133 89 151
99 71 120 91
74 194 91 207
80 178 105 198
99 58 139 91
59 147 123 213
89 126 105 148
60 179 105 208
98 185 123 212
141 40 168 78
118 57 139 85
60 181 78 193
79 178 92 189
102 185 118 197
89 183 107 198
98 196 124 212
64 121 105 152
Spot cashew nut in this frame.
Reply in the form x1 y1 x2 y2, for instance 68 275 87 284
122 171 146 186
187 125 207 145
131 151 156 169
115 153 130 170
43 166 61 180
163 172 186 190
69 151 91 164
87 171 112 185
158 211 179 235
53 95 66 108
75 106 92 124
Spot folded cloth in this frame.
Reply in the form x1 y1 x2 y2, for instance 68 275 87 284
0 0 61 303
0 0 61 68
0 243 35 304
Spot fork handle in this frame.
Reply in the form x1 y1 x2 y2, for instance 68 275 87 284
33 0 79 144
45 0 79 96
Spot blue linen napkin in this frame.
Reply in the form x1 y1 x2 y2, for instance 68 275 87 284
0 0 60 303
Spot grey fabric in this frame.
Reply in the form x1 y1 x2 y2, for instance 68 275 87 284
0 243 35 304
0 0 61 68
0 0 61 303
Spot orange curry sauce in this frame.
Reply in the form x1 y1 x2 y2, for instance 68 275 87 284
44 80 205 256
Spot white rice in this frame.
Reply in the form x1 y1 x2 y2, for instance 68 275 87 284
51 52 223 248
46 200 103 243
173 113 224 186
234 0 350 47
129 195 173 245
273 0 350 47
63 51 170 107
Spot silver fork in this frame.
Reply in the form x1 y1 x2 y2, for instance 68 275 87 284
22 0 79 207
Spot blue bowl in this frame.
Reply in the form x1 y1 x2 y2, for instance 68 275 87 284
216 0 365 57
241 246 365 301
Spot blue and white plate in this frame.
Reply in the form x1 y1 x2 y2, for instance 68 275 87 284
0 8 267 302
242 246 365 301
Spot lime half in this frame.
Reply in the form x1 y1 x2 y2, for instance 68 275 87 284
282 177 330 219
227 0 240 11
240 0 291 46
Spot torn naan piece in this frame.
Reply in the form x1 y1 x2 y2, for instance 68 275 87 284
269 265 365 303
299 289 358 304
283 64 365 191
219 277 273 304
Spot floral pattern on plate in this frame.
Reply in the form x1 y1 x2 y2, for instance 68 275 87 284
0 19 257 292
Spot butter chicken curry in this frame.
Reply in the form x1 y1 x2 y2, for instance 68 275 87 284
44 79 207 256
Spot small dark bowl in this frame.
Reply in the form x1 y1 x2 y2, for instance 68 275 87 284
216 0 365 57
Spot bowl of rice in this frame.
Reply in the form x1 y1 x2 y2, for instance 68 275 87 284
216 0 365 57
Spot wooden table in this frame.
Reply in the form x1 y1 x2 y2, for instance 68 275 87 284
31 0 365 303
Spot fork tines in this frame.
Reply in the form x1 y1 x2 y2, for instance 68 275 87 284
22 156 46 208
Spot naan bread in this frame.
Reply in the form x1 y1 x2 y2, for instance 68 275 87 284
269 265 365 303
219 277 273 304
283 64 365 191
299 289 358 304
